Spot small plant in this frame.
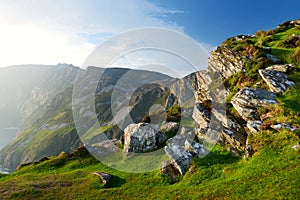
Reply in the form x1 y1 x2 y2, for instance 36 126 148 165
294 47 300 64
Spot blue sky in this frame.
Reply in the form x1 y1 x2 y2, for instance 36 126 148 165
0 0 299 73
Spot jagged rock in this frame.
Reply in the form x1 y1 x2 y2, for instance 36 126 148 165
164 145 192 175
184 140 208 157
166 132 196 147
265 64 295 73
192 104 211 135
193 103 246 149
123 123 167 155
208 46 245 79
222 127 246 150
164 133 203 175
92 172 111 184
266 54 281 63
291 142 300 150
244 139 254 160
161 122 179 134
161 160 180 183
271 123 300 131
247 120 263 133
231 88 277 121
259 69 295 93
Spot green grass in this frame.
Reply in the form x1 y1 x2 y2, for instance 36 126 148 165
1 20 300 200
0 130 299 199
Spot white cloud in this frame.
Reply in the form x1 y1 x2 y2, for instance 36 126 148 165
0 0 188 68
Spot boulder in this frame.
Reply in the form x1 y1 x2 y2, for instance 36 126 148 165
265 64 295 73
123 123 167 155
259 69 295 93
184 140 208 157
161 160 180 183
161 122 179 134
92 172 111 184
164 145 192 176
231 88 277 121
164 133 206 175
271 123 300 131
247 120 263 133
266 54 281 63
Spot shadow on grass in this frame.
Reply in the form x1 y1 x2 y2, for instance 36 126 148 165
104 175 126 188
194 150 241 167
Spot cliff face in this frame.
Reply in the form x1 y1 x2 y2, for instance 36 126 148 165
0 66 174 170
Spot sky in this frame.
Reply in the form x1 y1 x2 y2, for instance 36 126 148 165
0 0 299 76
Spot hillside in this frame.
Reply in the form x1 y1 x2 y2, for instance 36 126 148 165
0 19 300 199
0 65 175 171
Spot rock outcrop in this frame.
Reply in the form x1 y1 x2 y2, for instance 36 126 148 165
193 103 246 150
231 88 277 121
259 69 295 93
208 46 245 79
124 123 167 155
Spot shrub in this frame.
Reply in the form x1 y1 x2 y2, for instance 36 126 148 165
255 30 266 37
166 105 181 122
294 47 300 64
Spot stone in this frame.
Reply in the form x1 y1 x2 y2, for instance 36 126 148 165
291 142 300 150
271 123 300 131
161 160 180 183
266 54 281 63
193 103 246 149
160 122 179 134
247 120 263 133
123 123 167 155
231 88 277 121
164 133 202 175
92 172 111 184
164 145 192 175
208 46 245 79
259 69 295 93
184 140 208 157
192 103 211 135
265 64 295 73
244 140 254 160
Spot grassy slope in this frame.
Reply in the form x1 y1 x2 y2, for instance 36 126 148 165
0 23 300 200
